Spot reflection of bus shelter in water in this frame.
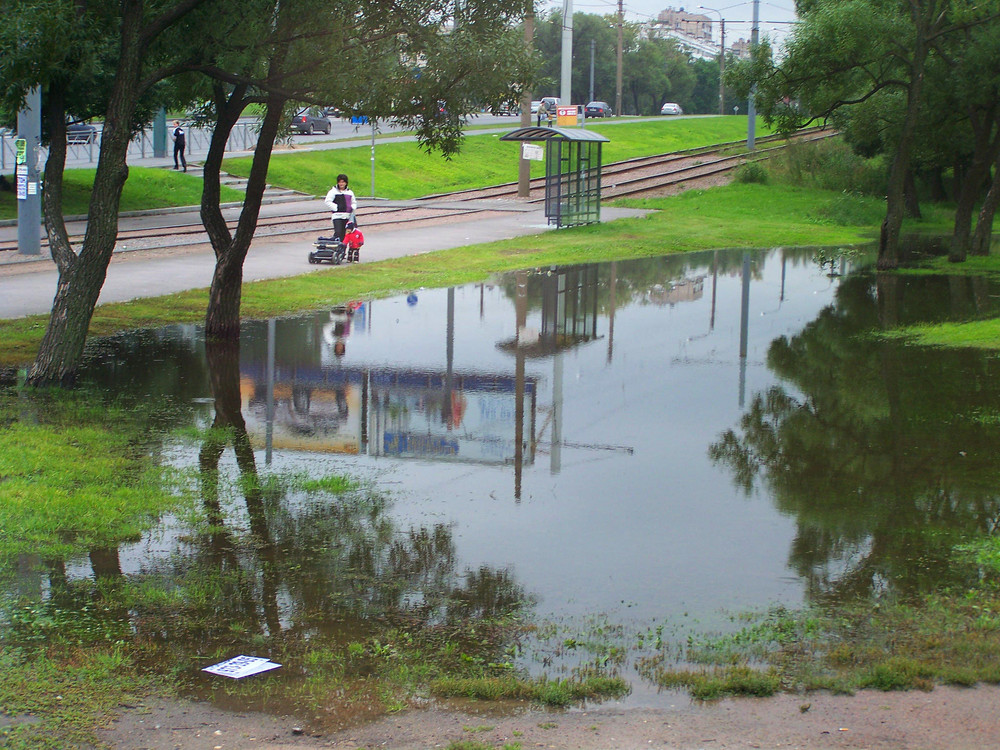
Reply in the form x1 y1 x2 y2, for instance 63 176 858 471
500 126 608 228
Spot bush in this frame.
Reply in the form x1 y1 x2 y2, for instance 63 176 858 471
772 138 887 197
734 161 769 184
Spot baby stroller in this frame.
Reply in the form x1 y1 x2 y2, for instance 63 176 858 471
309 221 364 265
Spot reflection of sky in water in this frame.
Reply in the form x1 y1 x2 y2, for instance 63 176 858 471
236 248 849 628
71 248 859 650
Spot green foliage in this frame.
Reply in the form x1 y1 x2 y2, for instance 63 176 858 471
769 138 888 197
733 161 769 184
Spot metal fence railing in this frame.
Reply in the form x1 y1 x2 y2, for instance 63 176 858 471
0 122 259 172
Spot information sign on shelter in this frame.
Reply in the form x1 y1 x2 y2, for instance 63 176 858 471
521 143 544 161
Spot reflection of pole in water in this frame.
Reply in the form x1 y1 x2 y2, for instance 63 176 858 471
607 261 617 363
551 350 563 475
739 252 750 407
444 288 455 428
265 318 275 465
515 271 527 500
710 250 718 330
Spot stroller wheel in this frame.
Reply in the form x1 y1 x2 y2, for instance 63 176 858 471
308 253 317 264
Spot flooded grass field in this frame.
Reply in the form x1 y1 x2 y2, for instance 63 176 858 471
6 243 1000 731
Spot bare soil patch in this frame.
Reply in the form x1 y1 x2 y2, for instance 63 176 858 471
100 685 1000 749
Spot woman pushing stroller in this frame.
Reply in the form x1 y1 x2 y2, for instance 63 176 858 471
325 173 357 241
313 173 364 264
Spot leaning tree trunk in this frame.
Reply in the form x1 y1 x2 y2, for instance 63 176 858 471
971 152 1000 256
27 4 145 385
202 92 285 341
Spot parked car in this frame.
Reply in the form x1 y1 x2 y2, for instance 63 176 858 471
660 102 684 115
290 110 331 134
494 102 520 116
323 106 343 118
66 121 98 144
540 96 561 113
584 101 613 118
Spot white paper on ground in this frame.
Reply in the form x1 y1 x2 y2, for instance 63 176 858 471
202 655 281 679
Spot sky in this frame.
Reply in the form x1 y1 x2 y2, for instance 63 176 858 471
539 0 799 49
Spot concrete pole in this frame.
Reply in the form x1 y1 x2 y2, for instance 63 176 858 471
747 0 759 150
153 108 167 158
589 39 595 103
560 0 573 107
16 87 42 256
518 8 534 198
615 0 623 117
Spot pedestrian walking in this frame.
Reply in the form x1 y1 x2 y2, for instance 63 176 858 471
172 121 187 171
323 173 357 241
536 100 548 127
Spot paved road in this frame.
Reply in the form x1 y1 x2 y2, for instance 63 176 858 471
0 199 649 320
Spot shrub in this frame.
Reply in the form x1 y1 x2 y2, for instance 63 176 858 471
734 161 769 184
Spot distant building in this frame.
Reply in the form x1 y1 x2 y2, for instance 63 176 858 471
646 7 714 60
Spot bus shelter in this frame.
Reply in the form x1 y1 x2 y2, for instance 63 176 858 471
500 126 609 228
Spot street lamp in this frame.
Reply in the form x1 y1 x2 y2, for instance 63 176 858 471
698 6 725 116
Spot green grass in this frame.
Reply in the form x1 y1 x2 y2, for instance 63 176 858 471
0 181 887 367
225 116 773 199
0 166 244 221
639 578 1000 700
0 390 189 560
875 255 1000 349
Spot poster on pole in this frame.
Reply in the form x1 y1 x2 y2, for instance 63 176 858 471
522 143 544 161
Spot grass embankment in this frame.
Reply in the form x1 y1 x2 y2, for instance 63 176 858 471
0 167 244 221
226 117 772 198
0 181 888 367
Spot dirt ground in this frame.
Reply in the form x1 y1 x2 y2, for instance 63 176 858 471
98 685 1000 749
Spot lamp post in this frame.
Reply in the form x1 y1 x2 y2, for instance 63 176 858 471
698 6 725 116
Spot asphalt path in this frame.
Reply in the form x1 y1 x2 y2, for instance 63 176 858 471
0 199 650 320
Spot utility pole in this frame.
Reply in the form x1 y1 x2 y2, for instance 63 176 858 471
747 0 759 149
560 0 573 107
589 39 595 104
615 0 623 117
16 87 41 256
518 6 534 198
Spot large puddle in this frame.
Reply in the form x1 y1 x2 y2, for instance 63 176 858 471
12 243 1000 717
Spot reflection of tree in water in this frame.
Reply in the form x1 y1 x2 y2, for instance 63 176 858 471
10 339 531 724
710 272 1000 604
132 337 529 715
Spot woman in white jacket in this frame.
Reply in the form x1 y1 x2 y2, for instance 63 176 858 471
323 173 357 241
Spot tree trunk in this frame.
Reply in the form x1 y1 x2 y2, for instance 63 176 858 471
903 168 921 219
971 153 1000 256
877 6 935 271
203 93 286 341
950 110 1000 262
27 5 143 385
26 0 210 386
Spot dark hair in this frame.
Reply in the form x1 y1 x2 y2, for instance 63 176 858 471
337 173 349 186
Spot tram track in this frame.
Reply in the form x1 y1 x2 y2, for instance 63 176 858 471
0 128 834 256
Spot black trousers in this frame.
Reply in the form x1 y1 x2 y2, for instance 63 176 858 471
173 142 186 170
332 218 347 240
